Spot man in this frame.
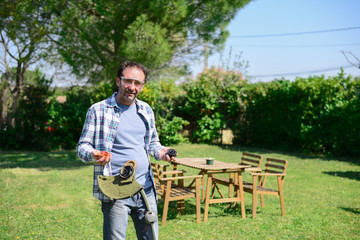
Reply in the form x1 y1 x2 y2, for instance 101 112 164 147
77 61 176 240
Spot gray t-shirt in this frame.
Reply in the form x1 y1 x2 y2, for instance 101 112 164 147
110 103 152 188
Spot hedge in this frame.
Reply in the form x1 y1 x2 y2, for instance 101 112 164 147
1 68 359 157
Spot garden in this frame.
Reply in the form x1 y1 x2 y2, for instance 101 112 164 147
1 144 359 239
1 1 359 239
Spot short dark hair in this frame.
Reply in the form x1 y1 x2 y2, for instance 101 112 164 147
117 61 148 83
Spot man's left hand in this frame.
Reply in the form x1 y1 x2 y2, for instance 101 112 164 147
160 148 177 163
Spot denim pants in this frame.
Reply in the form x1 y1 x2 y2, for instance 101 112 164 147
101 186 158 240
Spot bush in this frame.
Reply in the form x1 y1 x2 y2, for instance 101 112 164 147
47 86 92 149
233 79 302 150
232 71 360 157
2 67 358 157
138 79 189 145
179 67 246 143
157 116 189 145
2 72 53 150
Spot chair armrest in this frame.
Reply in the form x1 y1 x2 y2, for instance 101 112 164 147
250 173 286 176
157 163 169 168
161 175 203 181
244 167 262 172
162 170 186 175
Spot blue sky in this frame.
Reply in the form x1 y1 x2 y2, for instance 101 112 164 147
192 0 360 82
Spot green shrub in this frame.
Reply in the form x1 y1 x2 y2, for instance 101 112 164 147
7 72 53 150
232 71 360 157
234 79 302 150
47 86 92 149
180 67 245 143
2 67 358 157
138 79 189 145
157 116 189 145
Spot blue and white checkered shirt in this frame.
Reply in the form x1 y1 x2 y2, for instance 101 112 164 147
76 93 164 201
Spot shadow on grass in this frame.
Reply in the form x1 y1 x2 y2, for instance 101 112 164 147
156 196 253 222
339 207 360 214
0 150 86 170
157 200 198 221
199 200 254 220
322 171 360 181
218 144 360 166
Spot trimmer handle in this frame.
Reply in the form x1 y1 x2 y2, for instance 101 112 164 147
166 149 177 158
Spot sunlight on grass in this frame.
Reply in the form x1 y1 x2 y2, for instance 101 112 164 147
8 168 43 175
1 145 359 239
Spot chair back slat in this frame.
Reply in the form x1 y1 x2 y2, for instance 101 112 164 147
244 152 262 158
241 152 263 168
151 163 158 176
267 158 287 164
151 163 168 181
265 158 288 174
242 157 260 165
265 163 285 170
266 169 283 174
151 163 160 184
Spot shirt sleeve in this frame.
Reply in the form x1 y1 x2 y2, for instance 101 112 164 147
76 107 96 163
147 108 165 160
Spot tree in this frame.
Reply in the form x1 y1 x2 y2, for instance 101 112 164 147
0 0 52 126
49 0 252 83
342 51 360 69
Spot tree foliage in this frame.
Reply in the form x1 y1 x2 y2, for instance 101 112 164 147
0 0 52 126
48 0 252 82
2 70 54 150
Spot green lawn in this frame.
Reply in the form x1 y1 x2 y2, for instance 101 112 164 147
1 144 359 239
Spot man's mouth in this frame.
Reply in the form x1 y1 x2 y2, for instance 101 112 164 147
125 91 136 97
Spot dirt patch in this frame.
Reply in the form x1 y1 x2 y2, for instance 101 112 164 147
221 129 234 145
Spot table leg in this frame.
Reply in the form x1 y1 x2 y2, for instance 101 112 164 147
227 172 234 208
237 172 246 218
201 171 206 202
204 173 212 222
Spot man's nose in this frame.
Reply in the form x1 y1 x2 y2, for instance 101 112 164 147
127 82 136 90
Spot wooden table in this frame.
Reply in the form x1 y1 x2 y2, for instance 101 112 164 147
172 158 250 221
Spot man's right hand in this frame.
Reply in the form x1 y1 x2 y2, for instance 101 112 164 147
92 150 111 165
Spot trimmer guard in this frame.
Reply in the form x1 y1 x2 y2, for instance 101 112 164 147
97 161 143 200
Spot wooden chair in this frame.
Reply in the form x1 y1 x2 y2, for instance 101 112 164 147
151 163 202 226
151 163 169 195
211 152 263 199
243 158 288 218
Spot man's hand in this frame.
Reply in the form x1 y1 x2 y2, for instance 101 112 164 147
92 150 111 165
160 148 177 163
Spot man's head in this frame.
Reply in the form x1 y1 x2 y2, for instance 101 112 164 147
115 61 148 106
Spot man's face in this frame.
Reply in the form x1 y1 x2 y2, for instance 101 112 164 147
116 67 145 105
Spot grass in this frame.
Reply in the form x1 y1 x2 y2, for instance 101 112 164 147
1 144 359 239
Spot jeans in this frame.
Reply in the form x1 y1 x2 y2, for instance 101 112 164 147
101 186 158 240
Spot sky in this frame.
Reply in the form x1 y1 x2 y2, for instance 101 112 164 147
192 0 360 82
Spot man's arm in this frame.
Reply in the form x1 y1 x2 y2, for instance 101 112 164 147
147 112 177 162
76 107 97 163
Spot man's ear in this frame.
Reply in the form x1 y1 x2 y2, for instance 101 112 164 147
116 77 121 87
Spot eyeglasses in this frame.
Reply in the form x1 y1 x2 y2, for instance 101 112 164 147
120 77 144 88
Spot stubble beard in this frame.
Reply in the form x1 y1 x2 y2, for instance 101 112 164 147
125 91 137 102
117 87 138 105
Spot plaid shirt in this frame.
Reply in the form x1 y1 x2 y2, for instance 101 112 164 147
76 93 164 201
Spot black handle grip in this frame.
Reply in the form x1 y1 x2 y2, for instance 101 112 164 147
166 148 177 158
